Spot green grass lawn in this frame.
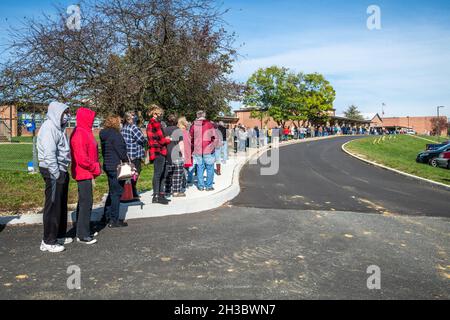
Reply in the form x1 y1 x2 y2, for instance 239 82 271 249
345 135 450 186
0 140 154 214
0 165 153 215
0 143 33 171
10 136 34 144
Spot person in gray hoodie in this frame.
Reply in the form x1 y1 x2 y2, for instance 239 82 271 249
37 102 72 253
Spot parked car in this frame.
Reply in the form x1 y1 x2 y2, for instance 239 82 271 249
436 152 450 169
416 144 450 167
406 129 416 135
426 141 450 150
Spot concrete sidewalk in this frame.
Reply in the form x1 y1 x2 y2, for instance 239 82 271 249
0 135 338 226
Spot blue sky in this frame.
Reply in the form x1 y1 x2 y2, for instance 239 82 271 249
1 0 450 118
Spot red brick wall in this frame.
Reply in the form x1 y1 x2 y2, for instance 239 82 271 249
0 105 18 137
235 111 297 129
381 117 447 135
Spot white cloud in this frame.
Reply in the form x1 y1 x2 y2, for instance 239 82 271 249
232 27 450 117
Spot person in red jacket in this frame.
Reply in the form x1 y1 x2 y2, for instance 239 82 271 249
190 110 219 191
147 104 171 205
70 108 102 245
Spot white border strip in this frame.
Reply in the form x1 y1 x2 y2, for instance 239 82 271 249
342 141 450 191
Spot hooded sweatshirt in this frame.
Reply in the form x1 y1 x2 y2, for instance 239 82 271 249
37 102 71 179
70 108 102 181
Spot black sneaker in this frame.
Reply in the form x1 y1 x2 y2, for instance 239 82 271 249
108 221 128 228
157 196 170 205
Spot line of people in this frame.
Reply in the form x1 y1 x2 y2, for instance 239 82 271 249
231 124 370 152
37 102 228 253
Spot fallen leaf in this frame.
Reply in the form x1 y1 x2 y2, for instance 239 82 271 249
161 257 172 262
15 275 29 280
344 234 354 239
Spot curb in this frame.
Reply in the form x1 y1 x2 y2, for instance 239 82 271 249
342 141 450 191
0 135 339 226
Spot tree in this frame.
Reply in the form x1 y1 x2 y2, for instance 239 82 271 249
294 73 336 126
243 67 335 127
243 66 293 127
0 0 241 119
430 117 449 136
344 105 364 121
250 109 270 128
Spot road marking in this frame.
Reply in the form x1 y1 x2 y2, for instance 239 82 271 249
409 135 440 143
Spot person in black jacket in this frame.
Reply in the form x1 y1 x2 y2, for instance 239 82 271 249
100 115 129 228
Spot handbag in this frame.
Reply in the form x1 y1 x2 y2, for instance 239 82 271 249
117 156 136 181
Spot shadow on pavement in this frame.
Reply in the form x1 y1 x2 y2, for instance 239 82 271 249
0 217 17 233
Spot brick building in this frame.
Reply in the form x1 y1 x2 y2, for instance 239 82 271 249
234 107 371 129
370 115 448 136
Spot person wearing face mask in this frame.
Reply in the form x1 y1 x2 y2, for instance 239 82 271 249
37 102 72 253
147 105 171 204
70 108 102 245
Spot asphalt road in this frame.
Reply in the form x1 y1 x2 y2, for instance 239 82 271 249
233 136 450 217
0 136 449 300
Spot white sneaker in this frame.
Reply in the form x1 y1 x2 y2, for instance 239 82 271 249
77 237 98 245
40 241 65 253
92 232 99 237
57 238 74 245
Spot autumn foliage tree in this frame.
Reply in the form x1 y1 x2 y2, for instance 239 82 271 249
430 117 449 136
0 0 241 120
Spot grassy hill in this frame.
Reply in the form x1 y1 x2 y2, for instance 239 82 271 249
345 135 450 186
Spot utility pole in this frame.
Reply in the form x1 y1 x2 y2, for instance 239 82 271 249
437 106 445 142
9 105 13 141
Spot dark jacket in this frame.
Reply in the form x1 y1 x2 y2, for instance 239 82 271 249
100 128 129 173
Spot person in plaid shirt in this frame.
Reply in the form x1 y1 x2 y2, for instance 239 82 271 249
147 105 171 205
121 111 147 200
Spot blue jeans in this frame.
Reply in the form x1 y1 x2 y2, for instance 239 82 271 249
215 143 228 164
194 153 215 190
238 139 246 152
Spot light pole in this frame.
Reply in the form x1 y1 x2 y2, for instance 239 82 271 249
437 106 445 142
